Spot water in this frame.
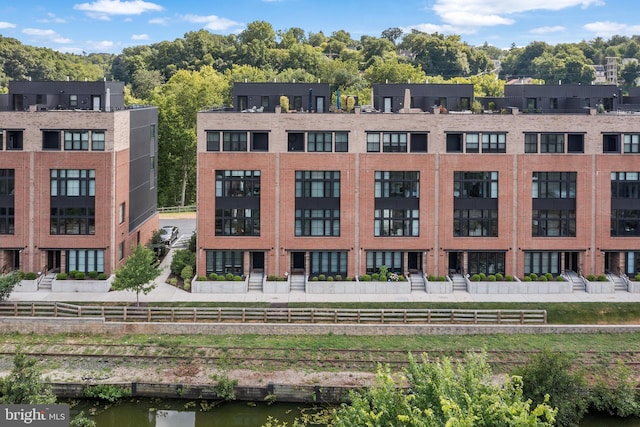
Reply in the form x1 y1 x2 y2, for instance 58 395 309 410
70 399 328 427
70 399 640 427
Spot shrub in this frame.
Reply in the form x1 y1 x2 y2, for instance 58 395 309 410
24 272 37 280
84 384 131 402
266 275 277 281
318 274 326 281
56 272 67 280
505 275 513 281
539 275 547 282
371 273 379 281
209 273 219 281
225 273 234 281
168 277 178 285
488 275 496 281
311 276 318 281
471 274 481 282
327 276 334 281
74 271 85 280
184 283 191 291
479 272 486 280
398 275 406 281
197 275 207 281
97 273 108 280
335 275 342 281
379 274 387 281
233 275 242 281
597 274 607 282
495 273 503 281
586 274 596 281
437 276 446 281
279 95 289 112
636 273 640 281
88 271 98 279
361 274 371 282
555 275 564 281
545 273 553 281
170 249 196 277
346 276 353 281
181 265 193 284
427 274 435 281
523 276 532 282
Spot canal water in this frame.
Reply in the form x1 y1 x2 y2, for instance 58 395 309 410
71 398 640 427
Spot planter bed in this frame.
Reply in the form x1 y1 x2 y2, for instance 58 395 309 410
192 279 248 293
52 276 113 293
307 281 410 294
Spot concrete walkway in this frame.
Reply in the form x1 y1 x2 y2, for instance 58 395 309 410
8 249 640 304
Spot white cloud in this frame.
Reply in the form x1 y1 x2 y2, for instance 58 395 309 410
131 33 149 40
420 0 604 30
584 21 640 37
0 21 17 29
85 40 115 50
37 13 67 24
149 17 169 25
530 25 566 34
22 28 72 44
73 0 163 18
182 14 243 32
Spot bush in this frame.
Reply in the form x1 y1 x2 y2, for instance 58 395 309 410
586 274 596 281
318 274 326 281
361 274 371 282
528 273 538 280
636 273 640 281
371 273 379 281
197 275 207 281
209 273 218 281
495 273 503 281
327 276 334 281
379 274 387 281
437 275 446 281
545 272 553 281
555 275 564 281
505 275 513 281
311 276 318 281
335 274 342 281
88 271 98 279
74 271 85 280
168 277 178 285
597 274 607 282
346 276 353 281
97 273 108 280
479 272 486 280
225 273 234 281
471 274 481 282
170 249 196 277
523 276 532 282
24 272 37 280
398 275 406 281
539 275 547 282
233 275 242 281
84 384 131 402
181 265 193 284
266 275 277 281
487 275 496 282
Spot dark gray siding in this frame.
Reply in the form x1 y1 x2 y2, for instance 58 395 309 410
128 107 158 232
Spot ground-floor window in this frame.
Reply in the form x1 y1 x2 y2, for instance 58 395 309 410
626 252 640 275
467 251 505 275
205 250 244 276
309 251 347 278
66 249 104 273
366 251 403 274
524 251 561 276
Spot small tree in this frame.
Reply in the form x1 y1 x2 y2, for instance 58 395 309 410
0 271 22 301
0 352 56 404
112 245 161 306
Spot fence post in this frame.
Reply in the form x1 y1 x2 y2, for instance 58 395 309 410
264 308 268 323
450 309 455 322
497 310 501 324
311 308 315 323
543 310 547 324
287 309 291 323
78 306 82 317
14 302 18 317
54 302 58 317
193 308 197 323
381 309 384 323
474 310 478 324
403 310 407 323
147 308 152 322
520 311 525 324
171 308 175 322
31 303 35 317
427 309 431 323
334 309 338 323
242 308 246 323
124 307 127 321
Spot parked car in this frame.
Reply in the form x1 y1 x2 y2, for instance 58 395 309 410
159 226 179 245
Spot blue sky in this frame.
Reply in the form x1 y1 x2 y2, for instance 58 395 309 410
0 0 638 54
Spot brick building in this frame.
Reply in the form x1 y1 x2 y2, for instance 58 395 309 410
0 81 158 277
197 82 640 285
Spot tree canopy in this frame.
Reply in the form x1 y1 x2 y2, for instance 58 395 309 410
111 245 161 305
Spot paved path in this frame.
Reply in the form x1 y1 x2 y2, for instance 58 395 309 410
8 249 640 304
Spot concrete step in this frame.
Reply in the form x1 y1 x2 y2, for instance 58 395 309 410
409 274 425 292
289 275 306 292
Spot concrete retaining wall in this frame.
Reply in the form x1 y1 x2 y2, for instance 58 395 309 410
52 277 113 293
192 279 248 293
2 316 640 336
467 280 572 294
50 381 353 403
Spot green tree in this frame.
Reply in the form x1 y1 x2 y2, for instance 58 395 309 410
0 271 22 302
621 61 640 93
70 412 96 427
111 245 161 306
0 352 56 404
381 27 403 45
332 352 556 426
516 350 588 427
363 56 427 84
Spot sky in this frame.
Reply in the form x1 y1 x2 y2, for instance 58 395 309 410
0 0 639 55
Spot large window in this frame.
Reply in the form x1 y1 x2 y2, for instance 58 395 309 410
215 170 260 197
295 209 340 236
310 251 347 278
205 250 243 276
374 209 419 236
367 133 380 152
50 169 96 235
67 249 104 273
295 171 340 198
215 208 260 236
215 170 260 236
50 207 95 235
206 131 220 151
51 169 95 196
223 132 247 151
611 172 640 237
0 169 14 234
7 131 23 150
454 172 498 199
524 133 538 153
532 209 576 237
374 171 419 198
91 131 105 151
524 251 561 276
482 133 506 153
335 132 349 152
603 134 620 153
366 251 403 274
532 172 576 199
454 209 498 236
468 252 505 275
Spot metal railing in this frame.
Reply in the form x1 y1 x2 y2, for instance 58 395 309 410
157 205 197 214
0 302 547 324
